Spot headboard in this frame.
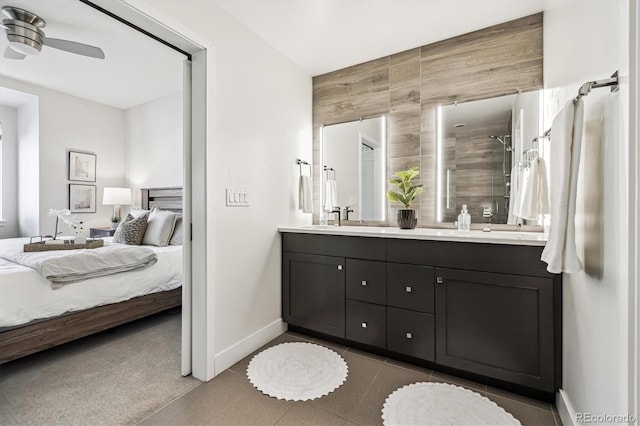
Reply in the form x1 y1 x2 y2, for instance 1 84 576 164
141 187 183 212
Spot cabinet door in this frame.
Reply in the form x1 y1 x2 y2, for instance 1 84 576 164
346 299 386 349
435 268 555 392
346 259 386 305
283 253 345 338
387 307 435 361
387 263 434 313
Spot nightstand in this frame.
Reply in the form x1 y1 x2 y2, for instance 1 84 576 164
90 227 116 238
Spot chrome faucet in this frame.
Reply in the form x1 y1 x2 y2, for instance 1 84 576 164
343 206 354 221
331 208 341 226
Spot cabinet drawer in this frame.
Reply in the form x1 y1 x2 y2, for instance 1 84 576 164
387 263 434 313
346 259 386 305
346 300 386 349
387 307 435 362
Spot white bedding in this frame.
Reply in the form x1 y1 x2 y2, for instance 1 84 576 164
0 237 182 328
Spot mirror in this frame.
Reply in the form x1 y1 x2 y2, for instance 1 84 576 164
322 116 387 222
436 91 542 225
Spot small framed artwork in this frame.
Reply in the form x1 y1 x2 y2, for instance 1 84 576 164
68 151 96 182
69 184 96 213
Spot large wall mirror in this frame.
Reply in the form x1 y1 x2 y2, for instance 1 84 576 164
322 116 387 222
436 90 543 225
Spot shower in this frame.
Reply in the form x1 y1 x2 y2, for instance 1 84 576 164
489 134 512 217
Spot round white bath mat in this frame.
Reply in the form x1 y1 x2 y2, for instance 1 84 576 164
246 342 348 401
382 382 521 426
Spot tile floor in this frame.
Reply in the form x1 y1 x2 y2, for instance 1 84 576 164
141 331 560 425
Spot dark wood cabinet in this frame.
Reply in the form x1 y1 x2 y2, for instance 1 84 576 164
346 299 386 348
387 306 435 361
281 232 561 399
282 252 345 338
346 259 386 305
435 268 556 392
387 263 434 314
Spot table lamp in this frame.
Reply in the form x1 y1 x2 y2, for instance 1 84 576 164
102 187 132 229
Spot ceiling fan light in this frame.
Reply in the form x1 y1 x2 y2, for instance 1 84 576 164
6 33 41 55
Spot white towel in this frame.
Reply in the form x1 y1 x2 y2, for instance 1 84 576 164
541 98 584 274
520 157 550 220
298 176 313 213
507 164 524 225
513 166 530 218
324 179 338 212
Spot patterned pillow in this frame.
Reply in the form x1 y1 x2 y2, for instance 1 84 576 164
113 213 148 245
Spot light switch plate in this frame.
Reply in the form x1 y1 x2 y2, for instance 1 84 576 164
226 188 250 207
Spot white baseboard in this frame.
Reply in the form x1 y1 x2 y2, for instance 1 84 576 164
557 389 576 426
214 319 287 375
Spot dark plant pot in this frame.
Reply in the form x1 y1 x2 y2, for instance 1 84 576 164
396 209 418 229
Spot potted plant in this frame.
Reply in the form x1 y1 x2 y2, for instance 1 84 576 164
387 166 423 229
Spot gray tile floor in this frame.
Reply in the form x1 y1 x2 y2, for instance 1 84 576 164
141 331 560 425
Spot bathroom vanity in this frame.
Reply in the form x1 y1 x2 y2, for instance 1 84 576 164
280 226 561 400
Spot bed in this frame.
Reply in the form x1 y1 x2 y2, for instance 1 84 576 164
0 187 184 364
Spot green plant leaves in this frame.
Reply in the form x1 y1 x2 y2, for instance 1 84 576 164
387 166 423 208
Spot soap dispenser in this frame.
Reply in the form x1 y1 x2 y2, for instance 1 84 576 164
457 205 471 231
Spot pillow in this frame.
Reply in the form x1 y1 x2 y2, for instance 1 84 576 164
113 213 148 245
169 215 183 245
142 209 178 247
130 208 150 219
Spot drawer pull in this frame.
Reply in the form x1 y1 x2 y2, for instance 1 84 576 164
361 322 368 328
361 280 368 286
406 332 413 339
405 286 412 293
436 276 444 284
337 265 343 270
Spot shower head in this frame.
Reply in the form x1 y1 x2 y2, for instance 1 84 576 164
489 135 511 146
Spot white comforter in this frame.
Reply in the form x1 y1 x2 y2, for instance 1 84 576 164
0 237 182 328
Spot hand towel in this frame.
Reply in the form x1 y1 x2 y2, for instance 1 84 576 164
541 98 584 274
512 166 530 218
324 179 338 212
519 157 550 220
298 175 313 213
508 164 524 224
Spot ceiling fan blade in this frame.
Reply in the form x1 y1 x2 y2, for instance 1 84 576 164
0 22 8 30
3 46 26 60
43 37 105 59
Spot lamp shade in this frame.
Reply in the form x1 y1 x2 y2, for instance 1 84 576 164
102 187 132 205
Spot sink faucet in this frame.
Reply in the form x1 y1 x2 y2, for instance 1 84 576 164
331 208 341 226
344 206 354 221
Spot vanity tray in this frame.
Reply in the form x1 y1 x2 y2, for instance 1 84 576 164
24 239 104 252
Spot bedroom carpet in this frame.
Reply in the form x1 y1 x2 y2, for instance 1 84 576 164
0 310 199 425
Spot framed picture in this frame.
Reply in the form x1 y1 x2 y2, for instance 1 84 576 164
69 184 96 213
68 151 96 182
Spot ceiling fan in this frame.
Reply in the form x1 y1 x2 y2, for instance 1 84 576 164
1 6 105 60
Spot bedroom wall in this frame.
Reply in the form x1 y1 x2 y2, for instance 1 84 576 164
16 97 39 238
543 1 631 423
0 76 127 234
125 0 312 380
124 92 183 208
0 106 18 238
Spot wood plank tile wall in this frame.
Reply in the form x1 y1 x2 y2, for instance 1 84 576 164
312 13 543 225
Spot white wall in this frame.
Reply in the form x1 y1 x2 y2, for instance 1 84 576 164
0 76 127 234
124 92 183 207
0 106 18 238
125 0 312 380
17 97 39 237
544 1 631 423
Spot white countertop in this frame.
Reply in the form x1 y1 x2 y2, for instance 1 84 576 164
278 225 548 246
